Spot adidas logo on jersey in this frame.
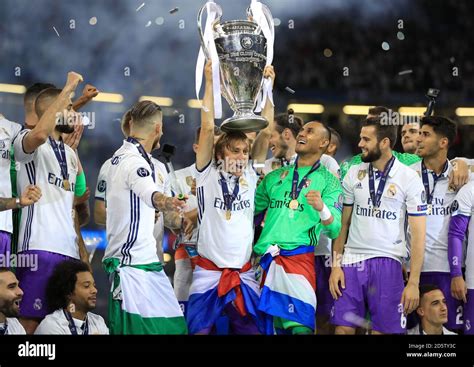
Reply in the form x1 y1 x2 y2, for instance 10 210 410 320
355 182 363 189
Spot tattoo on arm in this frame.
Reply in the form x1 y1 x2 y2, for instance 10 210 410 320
163 211 182 230
152 192 174 212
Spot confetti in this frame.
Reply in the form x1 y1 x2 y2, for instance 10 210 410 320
155 17 164 25
450 57 456 63
136 3 145 12
169 7 179 14
145 21 152 27
397 31 405 40
381 42 390 51
398 69 413 76
285 86 295 94
273 18 281 27
52 26 60 38
89 17 97 25
173 109 179 114
323 48 333 57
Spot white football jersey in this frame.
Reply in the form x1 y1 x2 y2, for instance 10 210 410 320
104 140 161 265
342 158 427 264
94 158 111 202
35 309 109 335
0 318 26 334
0 118 22 233
406 161 470 272
173 164 198 244
196 162 257 268
13 130 79 258
451 181 474 289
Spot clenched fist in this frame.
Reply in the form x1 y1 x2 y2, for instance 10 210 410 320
305 190 324 211
20 185 42 207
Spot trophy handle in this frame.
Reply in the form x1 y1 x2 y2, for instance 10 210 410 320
246 3 274 38
197 2 222 60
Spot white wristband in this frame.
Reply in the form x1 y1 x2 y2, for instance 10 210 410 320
318 204 332 221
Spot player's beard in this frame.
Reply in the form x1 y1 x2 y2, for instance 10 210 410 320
274 137 289 159
55 124 74 134
0 298 21 318
361 145 382 162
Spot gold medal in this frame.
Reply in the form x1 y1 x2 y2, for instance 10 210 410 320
63 179 70 191
226 210 231 220
289 199 299 210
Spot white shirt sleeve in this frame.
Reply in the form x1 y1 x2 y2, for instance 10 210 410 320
342 167 355 205
126 157 160 209
321 154 341 179
194 160 214 184
94 161 109 201
451 182 474 217
405 172 428 216
13 129 36 163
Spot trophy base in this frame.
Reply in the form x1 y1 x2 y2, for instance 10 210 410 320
220 114 268 133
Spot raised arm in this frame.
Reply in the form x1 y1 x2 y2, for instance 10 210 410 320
196 60 215 171
251 65 275 165
23 72 83 153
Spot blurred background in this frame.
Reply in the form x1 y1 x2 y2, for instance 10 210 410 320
1 0 473 320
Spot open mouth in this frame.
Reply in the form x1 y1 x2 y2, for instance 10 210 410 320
14 299 21 307
297 139 306 145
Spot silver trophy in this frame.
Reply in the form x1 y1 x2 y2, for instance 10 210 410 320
198 3 271 133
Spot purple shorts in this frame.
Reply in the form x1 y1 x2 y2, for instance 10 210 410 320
15 249 77 319
464 289 474 335
0 231 11 256
331 257 405 334
419 272 464 331
315 255 333 318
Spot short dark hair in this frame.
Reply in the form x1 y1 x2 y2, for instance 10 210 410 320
195 126 222 144
130 100 162 128
419 284 443 303
45 260 90 313
420 116 457 148
274 110 304 138
24 83 57 109
214 131 249 163
363 117 398 149
368 106 389 117
0 267 12 274
34 88 62 118
328 127 341 148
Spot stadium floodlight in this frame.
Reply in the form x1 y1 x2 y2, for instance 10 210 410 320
342 105 374 115
0 83 27 94
139 96 173 106
93 92 124 103
455 107 474 117
287 104 324 114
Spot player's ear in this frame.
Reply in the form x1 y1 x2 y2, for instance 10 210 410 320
192 144 199 154
416 307 424 318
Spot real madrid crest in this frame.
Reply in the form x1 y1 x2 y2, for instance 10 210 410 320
239 176 248 188
272 160 281 170
185 176 194 187
387 183 397 197
358 169 367 181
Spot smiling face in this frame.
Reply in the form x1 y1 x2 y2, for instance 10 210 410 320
358 125 384 162
401 122 420 154
215 133 250 177
0 271 24 318
295 122 330 156
68 271 97 313
417 289 448 326
269 128 290 159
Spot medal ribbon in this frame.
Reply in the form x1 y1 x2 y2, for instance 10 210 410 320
49 137 69 183
290 158 320 200
127 137 155 182
421 160 449 205
219 173 240 214
368 156 396 208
